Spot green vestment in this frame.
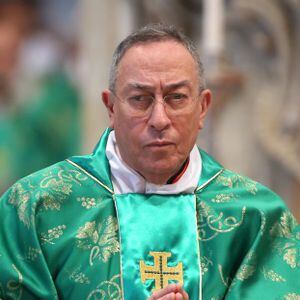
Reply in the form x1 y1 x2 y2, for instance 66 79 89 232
0 129 299 299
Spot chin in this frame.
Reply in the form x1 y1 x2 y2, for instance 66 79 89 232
142 160 181 177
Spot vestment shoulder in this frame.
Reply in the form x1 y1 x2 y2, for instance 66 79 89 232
197 168 299 299
205 167 285 206
2 159 78 195
0 158 111 214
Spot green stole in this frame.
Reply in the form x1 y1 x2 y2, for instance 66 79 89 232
115 193 201 299
70 129 223 299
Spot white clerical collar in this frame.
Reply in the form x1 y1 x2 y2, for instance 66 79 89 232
105 131 202 195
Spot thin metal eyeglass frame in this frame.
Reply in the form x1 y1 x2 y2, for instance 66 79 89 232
109 89 205 116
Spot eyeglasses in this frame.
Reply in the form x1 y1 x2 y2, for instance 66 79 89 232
111 91 202 117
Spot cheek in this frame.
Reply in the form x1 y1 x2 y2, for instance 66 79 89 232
189 107 202 134
114 112 145 151
114 112 140 138
175 114 200 150
113 107 130 133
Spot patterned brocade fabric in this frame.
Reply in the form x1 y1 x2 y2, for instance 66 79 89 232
0 163 121 299
196 169 300 299
0 130 299 299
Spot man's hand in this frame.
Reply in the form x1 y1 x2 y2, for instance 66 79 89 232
148 284 189 300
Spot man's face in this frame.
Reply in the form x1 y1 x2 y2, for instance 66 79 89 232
103 40 211 184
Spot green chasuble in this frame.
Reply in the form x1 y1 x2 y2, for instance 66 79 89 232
0 129 299 299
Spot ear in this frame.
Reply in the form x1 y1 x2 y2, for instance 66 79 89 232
198 89 212 130
102 89 115 128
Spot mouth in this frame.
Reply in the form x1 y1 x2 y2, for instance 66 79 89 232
145 141 174 148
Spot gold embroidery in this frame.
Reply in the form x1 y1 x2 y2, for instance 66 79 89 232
76 216 119 266
200 256 213 275
86 274 121 300
215 175 233 188
283 248 297 268
236 264 255 281
197 201 246 241
40 169 88 189
40 191 65 211
218 264 231 288
66 267 90 284
235 251 257 282
219 251 257 290
77 197 97 209
8 182 33 228
0 264 23 300
261 268 286 282
216 173 258 195
8 167 88 228
283 293 300 300
211 193 236 203
40 225 66 245
270 212 298 239
259 210 266 235
18 247 42 262
39 169 88 211
270 211 299 268
196 170 224 192
66 159 114 194
140 251 183 291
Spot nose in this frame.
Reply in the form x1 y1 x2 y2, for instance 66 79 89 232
147 99 171 131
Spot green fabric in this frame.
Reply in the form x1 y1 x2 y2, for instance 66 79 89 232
0 71 81 194
0 129 299 299
115 193 201 299
71 128 114 193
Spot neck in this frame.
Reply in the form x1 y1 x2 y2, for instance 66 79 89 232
141 158 189 185
166 158 189 184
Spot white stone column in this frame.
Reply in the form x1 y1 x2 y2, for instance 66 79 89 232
77 0 134 151
199 0 226 153
202 0 225 69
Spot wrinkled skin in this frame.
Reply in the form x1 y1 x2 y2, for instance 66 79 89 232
102 40 211 184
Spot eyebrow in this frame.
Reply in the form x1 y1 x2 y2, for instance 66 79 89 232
127 83 153 92
164 80 192 90
126 80 192 92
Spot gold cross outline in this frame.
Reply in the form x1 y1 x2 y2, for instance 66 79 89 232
140 251 184 291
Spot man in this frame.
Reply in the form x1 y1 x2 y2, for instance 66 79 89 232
0 24 299 300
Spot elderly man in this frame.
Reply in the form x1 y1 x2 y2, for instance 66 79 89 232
0 24 299 300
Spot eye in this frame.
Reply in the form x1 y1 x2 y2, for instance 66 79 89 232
129 95 143 102
129 95 152 102
166 93 188 102
127 95 153 110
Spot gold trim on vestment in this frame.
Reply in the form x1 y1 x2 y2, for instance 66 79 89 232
112 195 125 300
195 169 224 193
193 195 202 300
66 159 114 194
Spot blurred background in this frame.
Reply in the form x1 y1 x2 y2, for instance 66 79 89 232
0 0 299 220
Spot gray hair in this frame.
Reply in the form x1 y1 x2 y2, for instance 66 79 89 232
108 23 206 92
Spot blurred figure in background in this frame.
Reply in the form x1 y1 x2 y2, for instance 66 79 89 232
0 0 81 193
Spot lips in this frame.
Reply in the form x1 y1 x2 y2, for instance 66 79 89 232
145 141 174 147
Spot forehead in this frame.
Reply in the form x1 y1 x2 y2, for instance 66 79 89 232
116 40 199 90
